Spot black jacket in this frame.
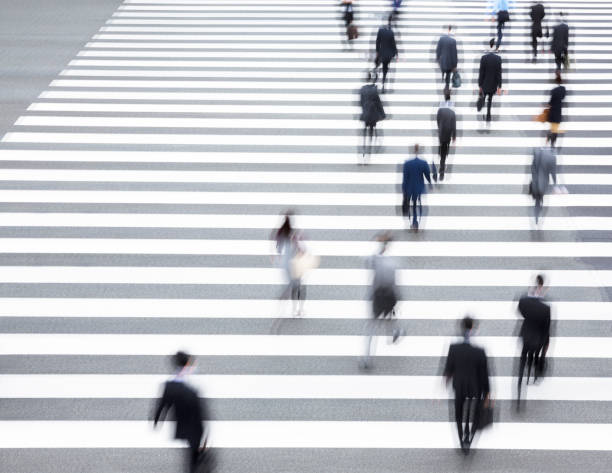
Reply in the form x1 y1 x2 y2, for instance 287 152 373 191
518 295 551 350
530 4 545 37
154 380 206 444
478 52 502 94
551 22 569 55
444 341 490 398
548 85 566 124
376 26 398 62
437 106 456 142
359 83 385 125
436 34 458 73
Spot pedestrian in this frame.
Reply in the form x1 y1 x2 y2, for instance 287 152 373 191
516 275 551 407
489 0 514 52
153 351 208 473
402 144 432 232
551 12 569 71
529 3 546 62
444 316 491 454
529 135 558 225
375 15 398 93
274 211 305 316
547 71 566 147
478 38 503 125
359 70 386 163
436 25 458 89
361 233 402 369
436 88 456 181
390 0 402 25
341 0 357 50
341 0 354 27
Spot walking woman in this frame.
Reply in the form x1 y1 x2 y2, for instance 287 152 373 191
274 212 305 317
359 70 386 164
548 71 566 147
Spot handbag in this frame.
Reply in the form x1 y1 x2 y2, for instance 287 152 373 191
476 93 484 112
347 24 358 40
534 108 549 123
497 10 510 23
290 251 320 279
476 401 494 431
451 70 461 88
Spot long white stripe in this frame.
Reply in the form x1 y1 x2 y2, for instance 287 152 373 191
0 334 608 357
1 375 610 401
0 298 608 320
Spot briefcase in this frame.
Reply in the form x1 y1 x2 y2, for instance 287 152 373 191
476 402 494 431
476 93 484 112
347 24 358 40
452 70 461 88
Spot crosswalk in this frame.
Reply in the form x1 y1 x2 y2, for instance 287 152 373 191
0 0 611 471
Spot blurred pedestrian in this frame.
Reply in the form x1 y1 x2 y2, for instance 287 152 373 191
489 0 514 52
551 12 569 71
359 70 386 164
154 351 208 473
402 144 432 232
444 316 491 454
517 275 551 407
478 38 503 125
436 25 458 89
436 88 457 181
547 71 566 147
529 3 546 62
341 0 358 50
361 233 402 369
274 211 305 316
529 135 558 225
375 15 398 93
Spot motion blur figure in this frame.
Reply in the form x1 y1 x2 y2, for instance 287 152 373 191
341 0 358 50
436 88 457 181
402 144 432 231
489 0 514 51
436 25 459 90
530 2 546 62
361 233 402 369
444 316 491 454
529 135 558 225
154 351 208 473
517 275 551 407
478 38 503 125
274 211 305 316
374 15 398 93
548 71 566 147
551 12 570 71
359 70 386 163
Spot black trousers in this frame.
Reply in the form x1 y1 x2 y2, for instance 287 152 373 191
187 435 202 473
439 140 450 174
483 92 494 121
375 57 391 87
531 32 538 57
402 194 422 226
554 50 567 70
454 395 482 443
442 69 452 89
518 343 545 390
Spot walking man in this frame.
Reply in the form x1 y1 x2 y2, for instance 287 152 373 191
478 39 503 124
551 12 569 71
529 135 558 225
402 144 431 231
444 316 491 454
359 70 386 163
436 25 458 89
375 15 398 93
489 0 514 51
436 88 456 180
530 3 546 62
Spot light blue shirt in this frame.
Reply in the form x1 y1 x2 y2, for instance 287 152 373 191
489 0 514 13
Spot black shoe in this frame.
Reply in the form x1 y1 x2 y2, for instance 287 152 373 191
440 172 445 181
461 440 470 455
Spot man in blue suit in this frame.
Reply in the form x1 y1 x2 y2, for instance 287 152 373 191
402 144 431 231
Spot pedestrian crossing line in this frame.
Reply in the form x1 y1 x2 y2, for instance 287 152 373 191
0 334 609 358
0 298 608 320
1 375 610 401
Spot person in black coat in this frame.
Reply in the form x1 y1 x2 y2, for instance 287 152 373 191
375 15 398 92
548 72 566 147
359 71 385 163
444 316 491 454
436 25 458 89
478 39 503 124
530 3 545 62
517 275 551 406
551 12 569 71
436 88 456 180
154 351 207 473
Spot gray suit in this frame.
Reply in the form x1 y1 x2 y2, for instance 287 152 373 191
530 147 557 222
436 34 458 88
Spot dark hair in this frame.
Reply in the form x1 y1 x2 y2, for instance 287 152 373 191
173 351 191 368
388 14 394 26
414 143 420 155
536 274 544 286
276 212 293 243
489 38 495 49
448 25 453 32
443 88 451 101
461 316 474 332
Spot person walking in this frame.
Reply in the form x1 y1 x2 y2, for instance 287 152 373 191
361 233 402 369
274 211 305 316
517 275 551 407
444 316 491 454
529 136 558 224
153 351 208 473
375 15 398 93
341 0 358 50
478 39 503 125
436 88 456 181
551 12 569 71
402 144 432 231
547 72 566 147
436 25 458 89
489 0 514 52
359 70 386 163
530 3 546 62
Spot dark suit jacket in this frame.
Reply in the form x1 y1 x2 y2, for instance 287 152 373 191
444 341 490 398
376 26 398 62
478 52 502 94
552 22 569 55
402 157 431 196
359 83 385 125
436 34 458 72
548 85 566 124
437 107 456 142
518 295 551 350
530 4 545 36
154 380 205 444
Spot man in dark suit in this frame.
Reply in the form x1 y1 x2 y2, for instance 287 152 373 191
375 15 398 93
436 25 458 89
517 275 551 405
154 351 207 473
436 88 456 181
530 3 545 62
444 316 491 454
478 38 503 124
551 12 569 71
402 144 431 231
